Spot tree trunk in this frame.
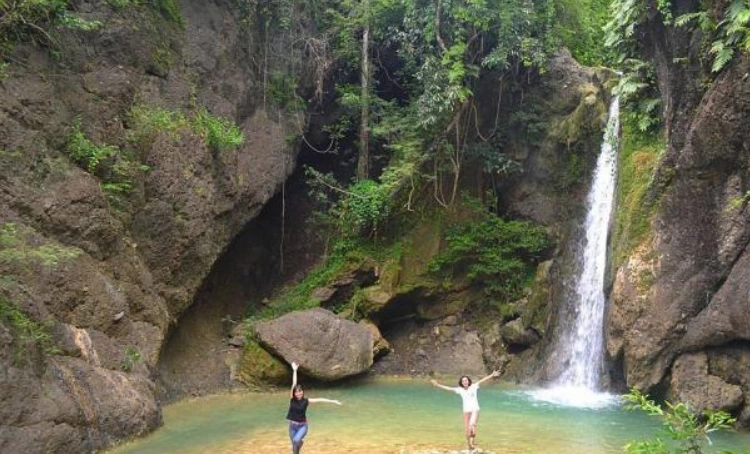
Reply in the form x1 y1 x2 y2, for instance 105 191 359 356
357 0 370 180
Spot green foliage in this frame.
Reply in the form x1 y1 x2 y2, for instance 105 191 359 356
66 120 119 173
267 73 305 110
127 104 188 145
623 388 737 454
0 0 107 53
129 104 244 153
192 108 245 152
121 346 142 372
0 223 80 267
725 190 750 212
260 255 347 319
430 205 551 301
147 0 183 26
0 298 60 359
66 118 151 207
605 0 664 132
307 167 394 239
613 59 662 132
551 0 611 65
612 120 664 267
677 0 750 73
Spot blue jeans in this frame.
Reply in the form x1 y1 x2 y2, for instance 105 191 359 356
289 421 308 454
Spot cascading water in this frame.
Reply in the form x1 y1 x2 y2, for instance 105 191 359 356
531 97 621 408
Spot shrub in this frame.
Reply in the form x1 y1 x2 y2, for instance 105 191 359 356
430 211 551 301
66 120 119 174
623 388 738 454
192 108 245 152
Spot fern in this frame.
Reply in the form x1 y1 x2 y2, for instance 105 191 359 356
710 40 735 72
677 0 750 73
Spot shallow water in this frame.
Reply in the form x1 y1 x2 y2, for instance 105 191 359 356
109 378 750 454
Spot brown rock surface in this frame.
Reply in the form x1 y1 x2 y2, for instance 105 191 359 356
0 0 302 450
254 308 374 380
668 352 744 414
606 1 750 421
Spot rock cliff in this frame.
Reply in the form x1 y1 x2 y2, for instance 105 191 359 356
606 0 750 424
0 1 301 451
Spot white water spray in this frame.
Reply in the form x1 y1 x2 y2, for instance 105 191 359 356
531 97 621 408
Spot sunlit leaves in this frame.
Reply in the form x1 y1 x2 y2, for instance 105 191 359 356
623 388 738 454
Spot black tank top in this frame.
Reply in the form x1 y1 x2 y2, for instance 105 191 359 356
286 397 309 422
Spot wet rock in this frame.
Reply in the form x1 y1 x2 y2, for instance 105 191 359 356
500 319 540 347
255 308 373 380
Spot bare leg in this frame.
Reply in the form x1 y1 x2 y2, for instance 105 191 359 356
463 412 472 449
468 411 479 449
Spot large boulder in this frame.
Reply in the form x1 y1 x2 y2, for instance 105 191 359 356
254 308 373 381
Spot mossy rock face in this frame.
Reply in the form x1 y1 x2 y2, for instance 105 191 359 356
550 83 608 147
360 285 395 316
416 289 471 320
399 220 443 286
238 340 290 387
522 260 553 334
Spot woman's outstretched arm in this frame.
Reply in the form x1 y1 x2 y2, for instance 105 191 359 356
430 379 455 392
290 361 299 397
476 370 501 386
308 397 342 405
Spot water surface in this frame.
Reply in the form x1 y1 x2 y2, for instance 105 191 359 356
110 378 750 454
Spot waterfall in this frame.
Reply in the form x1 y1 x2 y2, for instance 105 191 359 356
557 96 620 389
530 97 621 408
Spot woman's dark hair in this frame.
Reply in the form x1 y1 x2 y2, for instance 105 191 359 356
292 384 304 398
458 376 472 387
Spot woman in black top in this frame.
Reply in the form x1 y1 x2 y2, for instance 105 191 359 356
287 361 341 454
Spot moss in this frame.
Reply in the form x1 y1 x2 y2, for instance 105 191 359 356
551 84 608 146
238 340 290 386
398 216 443 286
612 121 665 268
0 298 59 360
0 223 80 267
522 260 552 333
127 104 188 146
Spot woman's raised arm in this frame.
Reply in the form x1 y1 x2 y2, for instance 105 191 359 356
430 379 455 392
290 361 299 397
476 370 500 386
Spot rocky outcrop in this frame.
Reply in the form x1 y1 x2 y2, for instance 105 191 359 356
606 0 750 422
254 308 373 380
0 0 302 450
667 352 743 414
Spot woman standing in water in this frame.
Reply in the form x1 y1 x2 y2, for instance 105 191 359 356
431 370 500 451
287 361 342 454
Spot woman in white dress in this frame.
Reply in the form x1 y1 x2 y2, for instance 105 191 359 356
431 370 500 450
